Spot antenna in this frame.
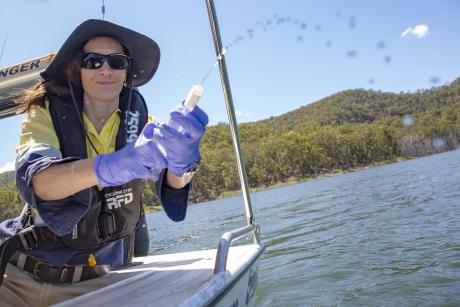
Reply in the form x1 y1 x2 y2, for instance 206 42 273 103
101 0 106 20
0 34 7 63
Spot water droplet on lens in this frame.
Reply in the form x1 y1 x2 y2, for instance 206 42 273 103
346 50 357 58
349 15 356 29
432 138 446 149
429 76 441 84
377 41 386 49
402 115 414 126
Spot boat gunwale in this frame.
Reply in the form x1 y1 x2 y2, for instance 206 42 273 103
179 242 265 307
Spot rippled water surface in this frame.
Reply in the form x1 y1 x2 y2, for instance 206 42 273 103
147 149 460 306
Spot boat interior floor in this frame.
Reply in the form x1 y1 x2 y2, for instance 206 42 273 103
53 244 262 307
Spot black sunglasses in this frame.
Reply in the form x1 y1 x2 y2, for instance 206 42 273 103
81 53 131 70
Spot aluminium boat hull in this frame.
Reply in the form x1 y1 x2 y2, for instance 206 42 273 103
54 243 264 307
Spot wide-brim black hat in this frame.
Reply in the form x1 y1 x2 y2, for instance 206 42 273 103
41 19 160 87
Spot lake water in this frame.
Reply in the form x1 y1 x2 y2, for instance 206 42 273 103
146 149 460 306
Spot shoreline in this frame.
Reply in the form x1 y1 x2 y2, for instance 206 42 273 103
215 157 406 199
144 157 407 213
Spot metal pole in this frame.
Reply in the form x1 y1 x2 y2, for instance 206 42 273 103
205 0 254 225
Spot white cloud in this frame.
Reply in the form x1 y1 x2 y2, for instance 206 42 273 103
0 161 15 174
401 24 429 38
235 110 250 117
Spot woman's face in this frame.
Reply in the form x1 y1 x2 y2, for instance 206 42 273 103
80 36 127 104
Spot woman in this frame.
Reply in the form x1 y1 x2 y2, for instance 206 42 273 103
0 19 208 305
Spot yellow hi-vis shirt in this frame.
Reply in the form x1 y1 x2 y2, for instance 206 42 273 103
17 100 153 157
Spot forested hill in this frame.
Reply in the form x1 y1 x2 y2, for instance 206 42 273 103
191 78 460 201
261 77 460 131
1 78 460 219
0 170 14 187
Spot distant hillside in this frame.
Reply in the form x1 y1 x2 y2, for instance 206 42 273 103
191 78 460 201
0 170 14 187
261 77 460 131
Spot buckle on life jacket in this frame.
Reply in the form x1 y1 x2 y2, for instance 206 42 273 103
32 260 42 280
99 212 116 240
31 259 69 283
18 227 38 250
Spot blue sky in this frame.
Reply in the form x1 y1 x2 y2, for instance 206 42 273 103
0 0 459 167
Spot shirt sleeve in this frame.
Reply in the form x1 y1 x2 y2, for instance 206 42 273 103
15 103 85 236
154 169 191 222
16 101 60 154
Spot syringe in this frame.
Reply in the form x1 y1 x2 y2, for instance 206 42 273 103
184 84 204 110
167 84 204 134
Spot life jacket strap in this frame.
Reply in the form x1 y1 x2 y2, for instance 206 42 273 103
0 226 57 287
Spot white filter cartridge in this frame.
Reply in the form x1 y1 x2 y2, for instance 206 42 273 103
184 84 204 110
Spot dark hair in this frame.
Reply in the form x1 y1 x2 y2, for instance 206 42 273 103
15 46 83 113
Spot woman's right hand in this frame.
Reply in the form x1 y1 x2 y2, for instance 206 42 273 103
94 122 167 187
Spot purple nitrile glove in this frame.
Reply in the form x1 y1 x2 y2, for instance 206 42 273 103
94 122 167 187
156 104 209 176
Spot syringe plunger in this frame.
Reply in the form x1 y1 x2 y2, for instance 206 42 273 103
184 84 204 110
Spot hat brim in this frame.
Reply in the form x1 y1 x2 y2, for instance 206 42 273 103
41 19 160 87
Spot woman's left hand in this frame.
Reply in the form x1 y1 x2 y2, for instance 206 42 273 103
156 105 209 176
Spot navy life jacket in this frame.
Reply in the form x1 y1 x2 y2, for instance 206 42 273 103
42 89 148 249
